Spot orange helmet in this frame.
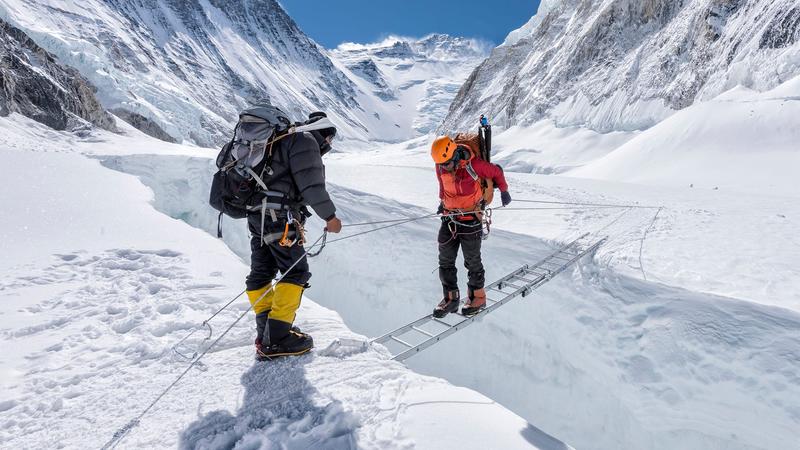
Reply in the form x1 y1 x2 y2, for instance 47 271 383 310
431 136 457 164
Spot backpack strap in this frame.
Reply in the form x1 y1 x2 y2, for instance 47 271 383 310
465 161 479 181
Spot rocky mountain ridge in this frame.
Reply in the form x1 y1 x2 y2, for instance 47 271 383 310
0 17 114 132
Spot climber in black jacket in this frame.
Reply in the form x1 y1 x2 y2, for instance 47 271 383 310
245 111 342 360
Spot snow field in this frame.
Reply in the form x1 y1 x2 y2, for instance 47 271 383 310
0 115 559 449
570 80 800 196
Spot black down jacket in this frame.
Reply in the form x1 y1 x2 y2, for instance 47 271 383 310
246 131 336 232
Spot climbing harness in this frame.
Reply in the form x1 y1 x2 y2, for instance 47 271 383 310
278 210 306 247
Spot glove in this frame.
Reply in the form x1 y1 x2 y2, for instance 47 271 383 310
437 203 444 215
325 216 342 233
501 191 512 207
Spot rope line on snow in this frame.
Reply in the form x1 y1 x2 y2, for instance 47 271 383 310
171 201 660 348
512 198 661 209
172 289 245 361
638 206 663 281
101 233 327 450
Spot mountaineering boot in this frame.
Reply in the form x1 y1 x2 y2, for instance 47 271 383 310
461 288 486 316
256 318 314 360
433 289 460 318
254 311 269 356
255 282 312 360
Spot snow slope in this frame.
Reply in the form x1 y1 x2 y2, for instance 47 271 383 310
570 77 800 195
0 114 565 449
0 0 404 144
0 1 486 145
313 141 800 450
2 104 799 450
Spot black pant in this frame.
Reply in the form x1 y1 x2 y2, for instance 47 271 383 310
246 220 310 290
438 218 484 295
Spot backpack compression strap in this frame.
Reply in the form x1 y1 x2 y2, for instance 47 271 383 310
465 161 479 181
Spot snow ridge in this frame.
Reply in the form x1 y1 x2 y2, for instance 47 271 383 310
333 34 489 135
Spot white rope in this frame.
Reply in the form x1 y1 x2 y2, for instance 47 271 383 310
513 198 661 209
638 207 663 281
171 289 245 361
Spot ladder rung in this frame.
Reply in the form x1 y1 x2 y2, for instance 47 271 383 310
512 275 540 284
525 269 549 276
390 336 414 348
411 326 435 337
432 317 454 328
538 261 562 268
501 282 524 290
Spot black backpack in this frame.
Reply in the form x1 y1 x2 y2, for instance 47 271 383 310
209 105 292 234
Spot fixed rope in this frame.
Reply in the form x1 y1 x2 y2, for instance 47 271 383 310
638 206 663 281
171 202 662 363
513 198 661 209
171 288 245 361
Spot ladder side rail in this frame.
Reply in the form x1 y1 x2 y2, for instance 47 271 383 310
527 233 588 271
540 237 606 280
371 313 450 345
393 274 548 361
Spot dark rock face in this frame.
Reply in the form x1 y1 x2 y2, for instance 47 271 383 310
3 0 368 146
759 7 800 49
0 18 115 131
110 108 177 143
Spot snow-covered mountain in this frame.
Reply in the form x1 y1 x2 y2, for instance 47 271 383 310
332 34 490 135
441 0 800 133
0 17 114 131
0 1 487 146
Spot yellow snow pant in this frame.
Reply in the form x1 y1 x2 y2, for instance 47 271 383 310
247 282 303 323
247 285 274 315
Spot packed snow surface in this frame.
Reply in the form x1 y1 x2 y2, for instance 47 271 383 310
0 115 565 449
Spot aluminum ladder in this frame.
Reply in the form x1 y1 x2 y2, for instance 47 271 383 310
371 233 606 361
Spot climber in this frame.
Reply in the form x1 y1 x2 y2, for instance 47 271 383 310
242 110 341 360
431 135 511 318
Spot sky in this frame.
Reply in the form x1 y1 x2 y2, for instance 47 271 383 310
280 0 541 49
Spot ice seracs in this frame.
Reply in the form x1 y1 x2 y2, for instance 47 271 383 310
442 0 800 133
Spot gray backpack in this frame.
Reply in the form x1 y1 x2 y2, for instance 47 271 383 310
209 104 336 237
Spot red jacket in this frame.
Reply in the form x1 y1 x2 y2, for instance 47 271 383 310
437 157 508 210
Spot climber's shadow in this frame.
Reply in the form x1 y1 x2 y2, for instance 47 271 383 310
179 355 358 449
